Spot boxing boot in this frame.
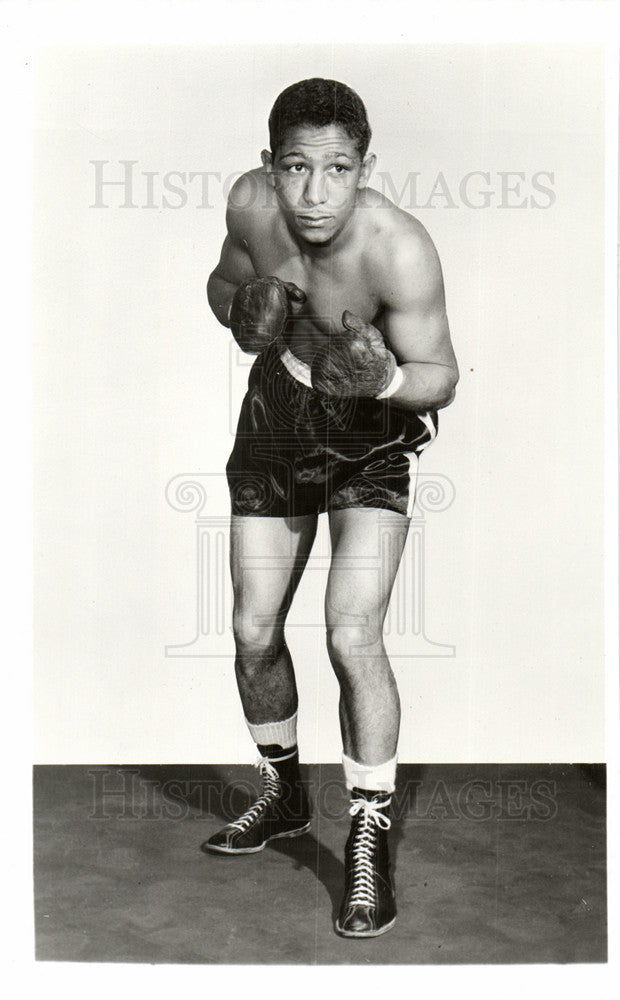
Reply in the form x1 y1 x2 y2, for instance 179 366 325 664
203 747 311 854
336 787 396 937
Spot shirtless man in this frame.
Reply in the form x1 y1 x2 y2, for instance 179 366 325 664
204 78 458 938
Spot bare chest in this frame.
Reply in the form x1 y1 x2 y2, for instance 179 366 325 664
249 238 383 361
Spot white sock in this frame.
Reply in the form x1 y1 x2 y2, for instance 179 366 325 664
342 752 398 794
245 711 297 749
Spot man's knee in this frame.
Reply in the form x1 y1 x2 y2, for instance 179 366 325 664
326 623 384 671
232 607 285 670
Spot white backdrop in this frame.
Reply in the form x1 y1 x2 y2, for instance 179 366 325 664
34 42 607 763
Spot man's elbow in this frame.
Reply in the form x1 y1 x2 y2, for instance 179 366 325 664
206 270 227 326
437 387 456 409
436 369 459 409
206 269 218 302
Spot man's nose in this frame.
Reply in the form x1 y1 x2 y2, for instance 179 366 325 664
302 171 327 206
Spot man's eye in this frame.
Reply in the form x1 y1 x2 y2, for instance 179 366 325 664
287 164 306 173
330 164 349 174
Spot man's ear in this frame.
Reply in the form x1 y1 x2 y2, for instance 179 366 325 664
261 149 276 187
357 152 376 190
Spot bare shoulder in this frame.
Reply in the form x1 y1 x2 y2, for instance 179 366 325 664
361 188 444 306
226 168 277 244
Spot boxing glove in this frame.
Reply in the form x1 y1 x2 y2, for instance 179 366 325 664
229 276 306 354
311 311 402 398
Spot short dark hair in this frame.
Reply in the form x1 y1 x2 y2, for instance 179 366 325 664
268 78 371 159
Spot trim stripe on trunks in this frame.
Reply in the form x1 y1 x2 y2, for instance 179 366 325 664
276 336 313 387
405 413 437 517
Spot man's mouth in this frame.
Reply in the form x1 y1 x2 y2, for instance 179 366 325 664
296 214 333 227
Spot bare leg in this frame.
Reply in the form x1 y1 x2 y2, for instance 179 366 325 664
325 507 409 765
230 514 317 724
203 514 317 856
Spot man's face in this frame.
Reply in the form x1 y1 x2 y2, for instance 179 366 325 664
262 124 375 245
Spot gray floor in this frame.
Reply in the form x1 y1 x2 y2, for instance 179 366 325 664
33 763 606 964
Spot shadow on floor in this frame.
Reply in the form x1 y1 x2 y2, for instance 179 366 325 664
134 761 423 927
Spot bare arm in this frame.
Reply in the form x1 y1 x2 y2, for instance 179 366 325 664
207 235 257 327
207 174 305 355
381 228 459 410
207 179 258 327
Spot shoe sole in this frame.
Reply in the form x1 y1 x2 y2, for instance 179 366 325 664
202 822 312 855
335 916 397 939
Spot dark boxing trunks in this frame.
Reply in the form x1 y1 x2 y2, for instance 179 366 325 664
226 338 437 518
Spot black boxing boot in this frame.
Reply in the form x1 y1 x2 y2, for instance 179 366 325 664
202 746 311 854
336 788 396 937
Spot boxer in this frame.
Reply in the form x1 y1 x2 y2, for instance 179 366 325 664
204 78 458 938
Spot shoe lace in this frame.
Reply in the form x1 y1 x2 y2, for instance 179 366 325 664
347 795 392 908
227 756 281 833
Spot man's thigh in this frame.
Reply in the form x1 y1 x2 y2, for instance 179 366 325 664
325 507 410 639
230 514 318 638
